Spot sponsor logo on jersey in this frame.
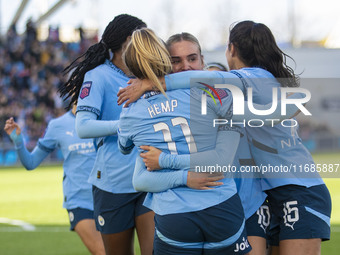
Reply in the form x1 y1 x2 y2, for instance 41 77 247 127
69 212 74 222
80 81 92 99
98 215 105 226
68 142 94 151
66 131 74 136
234 237 250 252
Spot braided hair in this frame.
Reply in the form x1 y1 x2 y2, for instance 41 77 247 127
59 14 146 109
229 20 299 87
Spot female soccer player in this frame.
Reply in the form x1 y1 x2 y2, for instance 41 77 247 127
58 14 153 255
118 28 251 255
165 32 268 255
166 32 205 72
4 105 105 255
119 21 331 255
121 30 302 255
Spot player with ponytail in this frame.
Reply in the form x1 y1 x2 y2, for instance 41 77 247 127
119 27 252 255
227 20 299 87
118 20 331 255
59 14 154 255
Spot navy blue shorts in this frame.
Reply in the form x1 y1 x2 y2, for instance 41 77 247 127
67 207 94 231
246 200 271 238
266 184 331 246
92 186 151 234
154 194 252 254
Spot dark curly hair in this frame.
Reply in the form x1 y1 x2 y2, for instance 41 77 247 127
59 14 146 109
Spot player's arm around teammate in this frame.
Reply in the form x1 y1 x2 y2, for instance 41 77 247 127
122 21 331 255
118 27 252 255
117 30 303 255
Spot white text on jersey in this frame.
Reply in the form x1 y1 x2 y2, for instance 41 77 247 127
147 100 178 118
68 142 94 151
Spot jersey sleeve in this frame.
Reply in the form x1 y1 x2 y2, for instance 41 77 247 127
76 71 104 117
76 111 119 138
132 155 188 192
117 109 135 155
206 88 234 119
165 70 244 92
159 129 240 176
10 130 49 170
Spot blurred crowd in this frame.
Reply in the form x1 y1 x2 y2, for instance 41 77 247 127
0 21 338 156
0 22 95 150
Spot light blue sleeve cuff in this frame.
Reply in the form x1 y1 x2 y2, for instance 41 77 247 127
158 152 167 169
10 130 23 149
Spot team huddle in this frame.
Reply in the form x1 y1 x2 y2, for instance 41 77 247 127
4 14 332 255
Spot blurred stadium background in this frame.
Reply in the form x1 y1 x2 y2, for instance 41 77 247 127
0 0 339 254
0 0 340 166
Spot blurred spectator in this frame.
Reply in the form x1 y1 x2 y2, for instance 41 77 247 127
0 22 97 151
25 19 37 50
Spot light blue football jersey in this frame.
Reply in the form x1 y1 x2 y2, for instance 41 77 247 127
165 69 324 190
230 68 324 190
157 120 267 219
232 132 267 219
119 88 238 215
38 111 95 210
76 60 138 193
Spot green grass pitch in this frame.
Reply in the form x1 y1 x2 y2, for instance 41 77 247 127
0 152 339 254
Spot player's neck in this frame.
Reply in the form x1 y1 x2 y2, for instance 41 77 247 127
231 58 248 70
71 105 77 115
112 52 131 76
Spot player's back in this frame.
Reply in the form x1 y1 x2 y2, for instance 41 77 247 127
232 67 324 189
38 111 95 210
119 88 237 215
122 89 192 155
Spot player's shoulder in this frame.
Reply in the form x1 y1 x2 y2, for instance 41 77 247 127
121 97 148 116
166 88 190 101
48 111 74 129
84 63 109 82
236 67 275 79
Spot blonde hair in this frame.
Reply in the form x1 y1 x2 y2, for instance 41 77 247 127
124 28 172 95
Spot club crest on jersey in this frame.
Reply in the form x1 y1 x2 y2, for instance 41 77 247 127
212 88 228 99
69 212 74 222
80 81 92 99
